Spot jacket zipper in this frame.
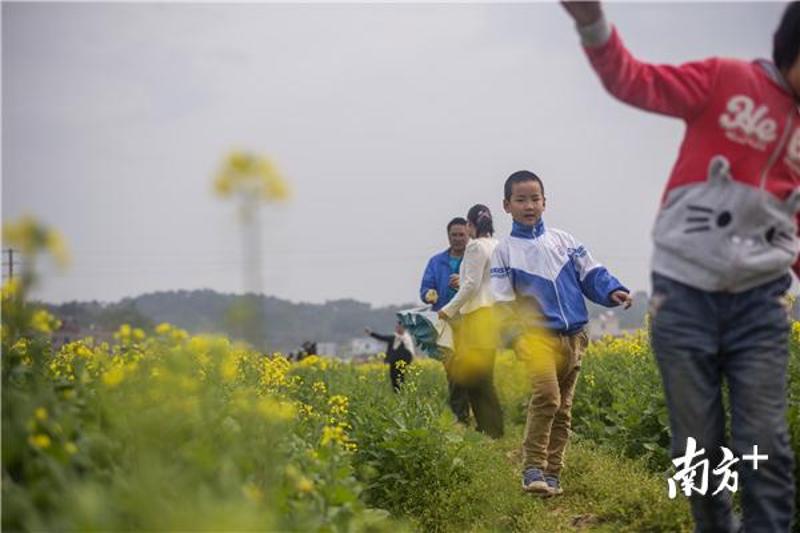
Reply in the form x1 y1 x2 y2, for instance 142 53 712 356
552 280 570 331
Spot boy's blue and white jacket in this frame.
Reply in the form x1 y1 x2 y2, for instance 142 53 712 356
490 219 627 334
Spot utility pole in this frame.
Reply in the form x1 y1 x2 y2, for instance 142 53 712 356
2 248 19 281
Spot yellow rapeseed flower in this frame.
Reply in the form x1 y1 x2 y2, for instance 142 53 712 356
3 215 45 254
45 230 70 268
321 424 347 447
28 434 51 450
3 216 70 269
221 354 239 383
11 338 30 354
241 482 264 503
2 278 20 301
31 309 60 334
259 356 290 390
34 407 48 422
213 151 290 202
328 395 349 417
296 476 314 494
297 402 315 419
311 381 327 395
257 397 295 422
101 366 125 388
76 344 93 359
114 324 132 342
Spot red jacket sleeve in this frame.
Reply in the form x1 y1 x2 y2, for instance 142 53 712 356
584 26 720 121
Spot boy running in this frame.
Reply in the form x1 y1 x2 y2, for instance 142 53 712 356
491 170 631 496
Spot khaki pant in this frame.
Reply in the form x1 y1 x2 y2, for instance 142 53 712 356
516 328 588 476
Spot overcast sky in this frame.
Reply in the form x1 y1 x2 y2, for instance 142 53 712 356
2 1 788 306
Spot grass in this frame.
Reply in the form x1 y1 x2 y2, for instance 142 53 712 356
402 422 692 532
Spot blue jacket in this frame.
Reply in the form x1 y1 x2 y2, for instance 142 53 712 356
491 220 627 334
420 249 459 312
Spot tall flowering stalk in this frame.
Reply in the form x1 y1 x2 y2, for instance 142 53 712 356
214 151 289 348
2 216 69 341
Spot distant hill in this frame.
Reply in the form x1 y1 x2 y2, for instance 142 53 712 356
45 289 655 352
45 290 416 353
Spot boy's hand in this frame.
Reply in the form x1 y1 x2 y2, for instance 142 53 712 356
449 274 460 289
560 1 603 27
611 290 633 309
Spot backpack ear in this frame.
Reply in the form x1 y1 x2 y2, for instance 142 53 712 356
707 155 732 184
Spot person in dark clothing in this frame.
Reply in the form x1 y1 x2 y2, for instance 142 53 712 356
365 324 415 392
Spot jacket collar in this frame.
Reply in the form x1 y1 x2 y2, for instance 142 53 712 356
440 248 461 261
511 219 545 239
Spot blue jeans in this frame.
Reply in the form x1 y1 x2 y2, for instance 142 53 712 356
650 272 796 533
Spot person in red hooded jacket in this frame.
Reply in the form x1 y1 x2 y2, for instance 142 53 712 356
561 2 800 531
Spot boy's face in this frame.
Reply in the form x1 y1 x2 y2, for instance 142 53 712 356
448 224 469 253
503 180 545 226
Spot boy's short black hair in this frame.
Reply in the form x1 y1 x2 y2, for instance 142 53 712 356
504 170 545 201
447 217 468 232
773 1 800 71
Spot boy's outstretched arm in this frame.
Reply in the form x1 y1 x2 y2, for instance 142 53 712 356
567 237 631 309
560 0 719 121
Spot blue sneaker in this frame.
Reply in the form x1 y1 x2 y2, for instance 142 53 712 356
522 467 549 494
545 474 563 496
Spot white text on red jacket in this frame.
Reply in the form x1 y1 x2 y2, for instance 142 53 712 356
718 95 778 151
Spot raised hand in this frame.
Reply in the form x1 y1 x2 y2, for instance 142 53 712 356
560 1 603 27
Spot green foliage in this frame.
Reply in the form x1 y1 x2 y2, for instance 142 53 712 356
4 284 798 531
570 331 672 471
